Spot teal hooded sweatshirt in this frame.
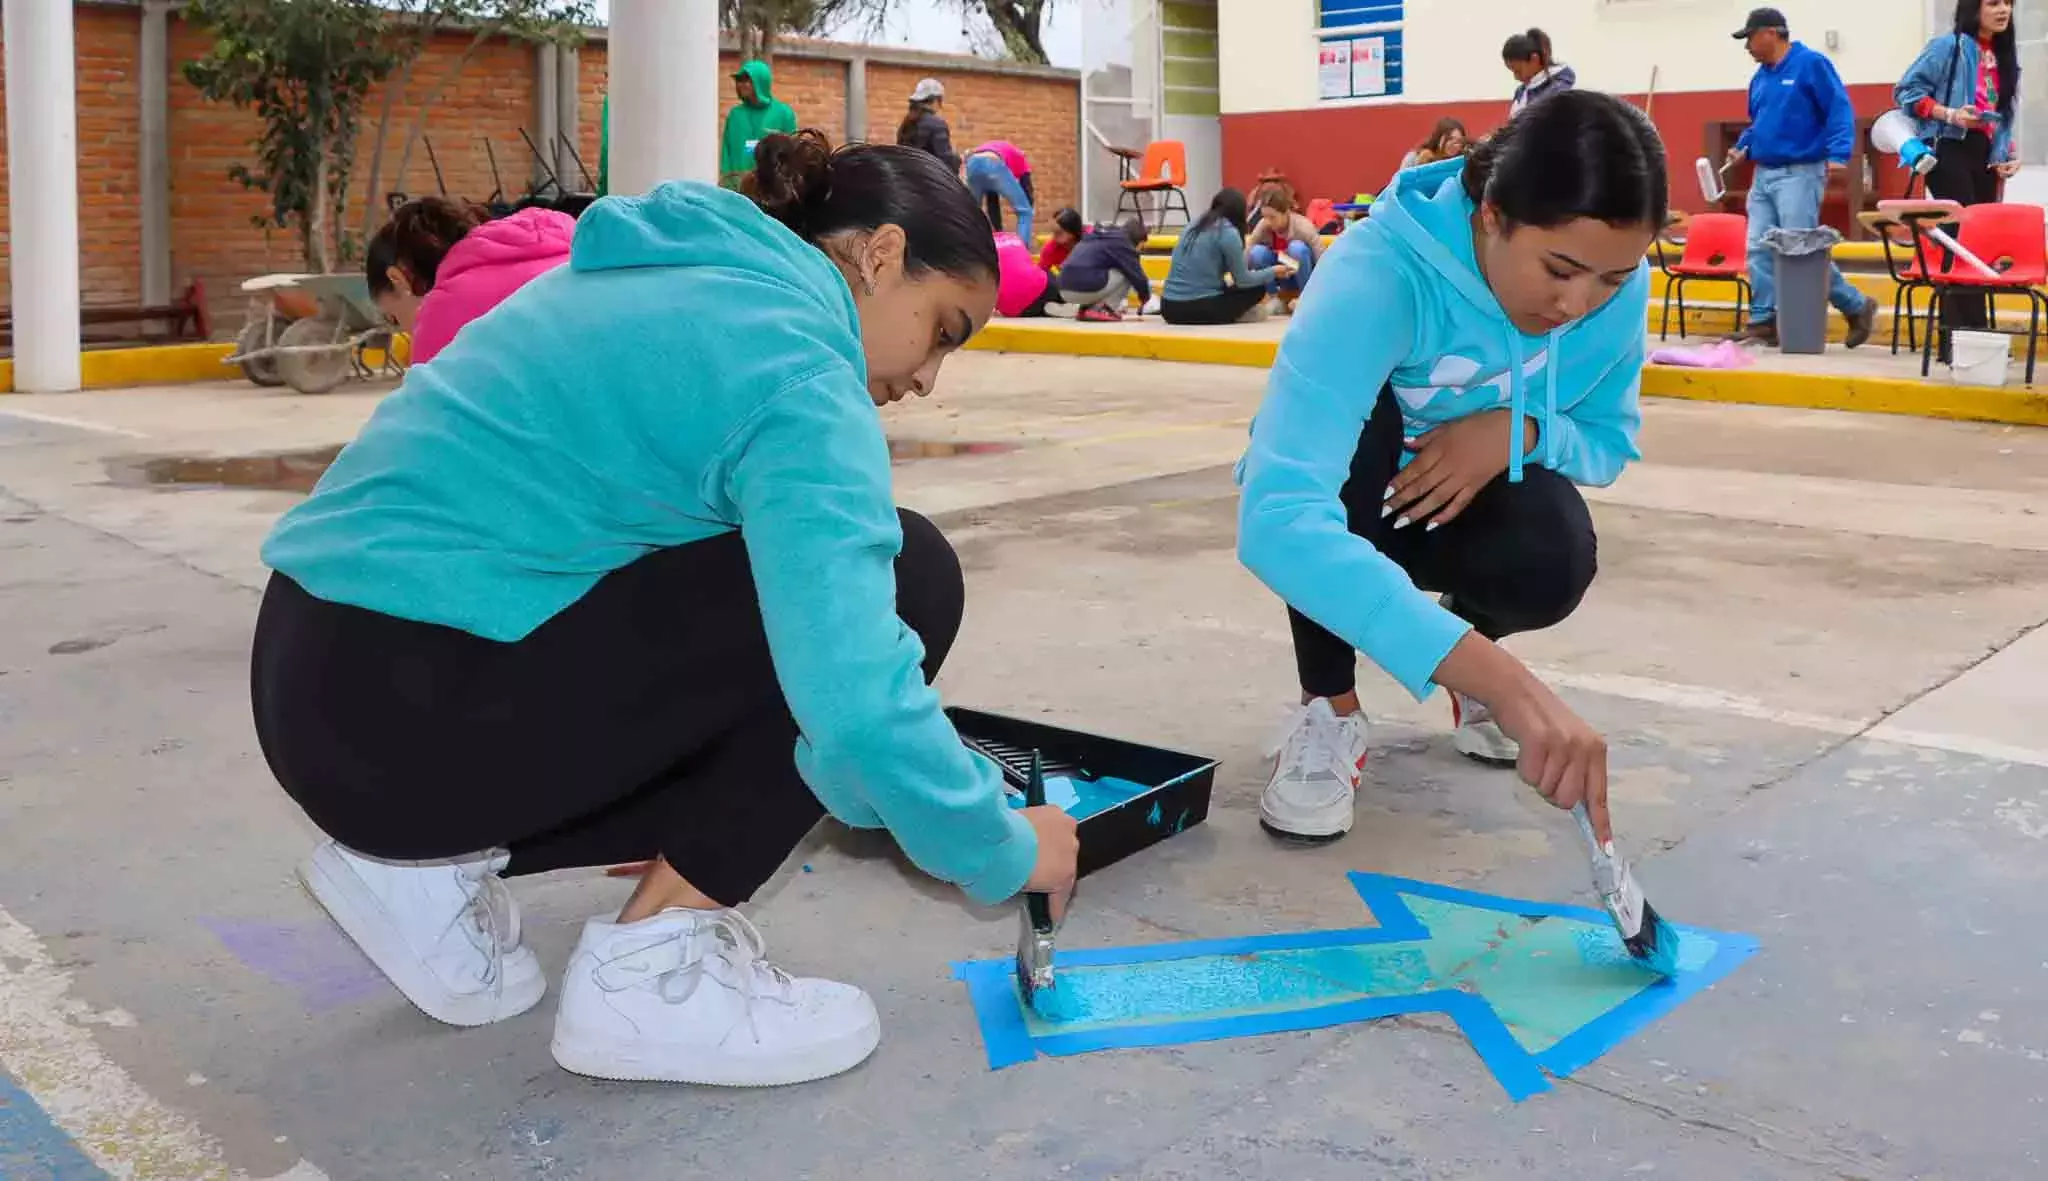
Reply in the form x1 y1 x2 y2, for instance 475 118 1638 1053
722 60 798 188
262 182 1037 905
1236 158 1646 699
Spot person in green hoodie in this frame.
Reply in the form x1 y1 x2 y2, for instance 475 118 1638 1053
721 60 798 189
251 131 1077 1088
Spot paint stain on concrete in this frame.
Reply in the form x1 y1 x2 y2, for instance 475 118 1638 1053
887 438 1019 461
47 637 116 656
106 447 343 494
200 919 387 1011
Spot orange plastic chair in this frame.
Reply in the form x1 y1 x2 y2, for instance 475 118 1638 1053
1115 140 1191 231
1920 202 2048 383
1651 212 1751 340
1305 198 1337 232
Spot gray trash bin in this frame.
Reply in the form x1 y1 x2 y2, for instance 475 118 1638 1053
1762 225 1844 355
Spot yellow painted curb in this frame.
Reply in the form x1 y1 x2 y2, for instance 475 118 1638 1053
970 321 1278 368
971 321 2048 428
1639 364 2048 426
0 342 238 393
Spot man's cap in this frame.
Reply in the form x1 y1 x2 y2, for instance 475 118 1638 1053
910 77 945 102
1733 7 1789 38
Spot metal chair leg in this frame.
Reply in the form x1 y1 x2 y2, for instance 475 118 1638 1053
2027 293 2041 385
1921 287 1942 377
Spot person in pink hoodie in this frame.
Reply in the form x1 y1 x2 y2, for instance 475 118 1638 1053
992 230 1061 318
365 198 576 365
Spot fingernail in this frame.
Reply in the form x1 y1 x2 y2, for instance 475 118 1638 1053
1393 516 1410 529
1425 521 1439 532
1382 484 1395 500
1380 504 1393 519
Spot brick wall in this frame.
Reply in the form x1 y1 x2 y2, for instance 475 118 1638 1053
0 8 1080 336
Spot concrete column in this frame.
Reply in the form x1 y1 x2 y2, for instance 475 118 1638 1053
5 0 83 392
533 41 560 191
555 43 583 188
845 55 867 145
606 0 719 194
139 0 174 308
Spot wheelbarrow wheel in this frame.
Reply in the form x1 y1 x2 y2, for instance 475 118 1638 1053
275 316 354 395
233 320 288 387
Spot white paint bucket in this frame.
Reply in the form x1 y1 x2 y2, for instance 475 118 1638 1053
1950 330 2012 387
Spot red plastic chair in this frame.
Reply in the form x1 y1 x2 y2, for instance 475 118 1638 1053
1115 140 1191 231
1305 198 1337 232
1919 202 2048 384
1652 212 1751 340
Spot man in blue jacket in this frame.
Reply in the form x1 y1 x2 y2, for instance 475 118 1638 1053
1728 7 1878 348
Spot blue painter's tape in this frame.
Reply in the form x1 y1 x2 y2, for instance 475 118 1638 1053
952 872 1758 1099
0 1069 108 1180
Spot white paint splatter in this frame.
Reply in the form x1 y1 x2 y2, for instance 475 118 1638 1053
186 1073 208 1087
1993 798 2048 839
1959 1029 1988 1045
0 904 329 1181
1981 1010 2003 1023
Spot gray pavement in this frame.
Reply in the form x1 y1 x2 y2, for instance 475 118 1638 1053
2 355 2045 1179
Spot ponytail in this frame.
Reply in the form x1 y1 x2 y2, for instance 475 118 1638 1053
366 195 486 296
746 129 997 283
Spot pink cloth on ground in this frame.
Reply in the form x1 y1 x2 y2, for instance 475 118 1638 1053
1648 339 1756 369
993 231 1051 316
409 207 576 364
971 140 1032 178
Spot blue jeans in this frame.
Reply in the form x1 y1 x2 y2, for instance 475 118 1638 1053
1746 162 1869 323
964 154 1033 246
1249 241 1314 292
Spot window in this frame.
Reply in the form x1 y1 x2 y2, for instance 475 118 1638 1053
1317 0 1403 101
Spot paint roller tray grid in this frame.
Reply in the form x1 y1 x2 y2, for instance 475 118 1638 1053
947 706 1218 879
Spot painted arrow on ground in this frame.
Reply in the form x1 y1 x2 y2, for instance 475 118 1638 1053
952 872 1758 1099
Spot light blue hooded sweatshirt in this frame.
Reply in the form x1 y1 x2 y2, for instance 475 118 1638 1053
1236 158 1646 699
263 181 1036 905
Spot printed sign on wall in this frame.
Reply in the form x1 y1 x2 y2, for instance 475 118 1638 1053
1349 35 1388 97
1318 40 1353 101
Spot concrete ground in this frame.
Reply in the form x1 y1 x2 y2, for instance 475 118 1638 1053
2 354 2046 1180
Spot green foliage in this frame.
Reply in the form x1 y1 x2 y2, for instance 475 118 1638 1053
182 0 403 269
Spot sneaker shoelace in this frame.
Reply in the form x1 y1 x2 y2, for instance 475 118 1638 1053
595 911 796 1045
447 864 520 1001
1264 704 1358 787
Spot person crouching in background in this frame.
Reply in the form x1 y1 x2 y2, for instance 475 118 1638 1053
1039 207 1087 273
1051 218 1153 322
366 198 575 366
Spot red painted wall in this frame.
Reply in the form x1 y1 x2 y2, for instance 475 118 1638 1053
1221 82 1910 229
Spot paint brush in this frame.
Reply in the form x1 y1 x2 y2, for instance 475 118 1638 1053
1571 803 1681 979
1015 749 1066 1016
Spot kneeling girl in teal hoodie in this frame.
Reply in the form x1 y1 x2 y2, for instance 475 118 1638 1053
1237 90 1663 849
252 131 1078 1088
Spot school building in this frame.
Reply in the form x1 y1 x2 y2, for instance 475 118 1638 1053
1081 0 2048 220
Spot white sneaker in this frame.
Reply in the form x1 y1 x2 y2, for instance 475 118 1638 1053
299 840 546 1027
1258 698 1370 842
551 908 880 1087
1451 691 1521 765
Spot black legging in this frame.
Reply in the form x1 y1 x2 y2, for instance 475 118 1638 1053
1925 129 1999 336
251 510 963 907
1291 388 1598 698
1161 287 1267 325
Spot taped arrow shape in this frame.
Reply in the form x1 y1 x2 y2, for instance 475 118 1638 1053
952 872 1757 1099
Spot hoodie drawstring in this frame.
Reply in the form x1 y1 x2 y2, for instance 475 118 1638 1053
1505 331 1526 483
1503 327 1564 483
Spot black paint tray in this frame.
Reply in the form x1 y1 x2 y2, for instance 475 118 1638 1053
948 707 1219 879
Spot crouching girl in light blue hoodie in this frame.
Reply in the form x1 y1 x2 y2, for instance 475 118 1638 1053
252 132 1079 1088
1237 90 1664 849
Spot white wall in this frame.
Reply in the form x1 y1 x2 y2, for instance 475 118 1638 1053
1222 0 1939 115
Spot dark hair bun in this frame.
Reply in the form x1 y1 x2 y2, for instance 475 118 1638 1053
748 129 835 237
390 196 485 257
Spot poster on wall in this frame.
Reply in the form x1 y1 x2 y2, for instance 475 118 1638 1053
1318 40 1353 100
1349 35 1387 98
